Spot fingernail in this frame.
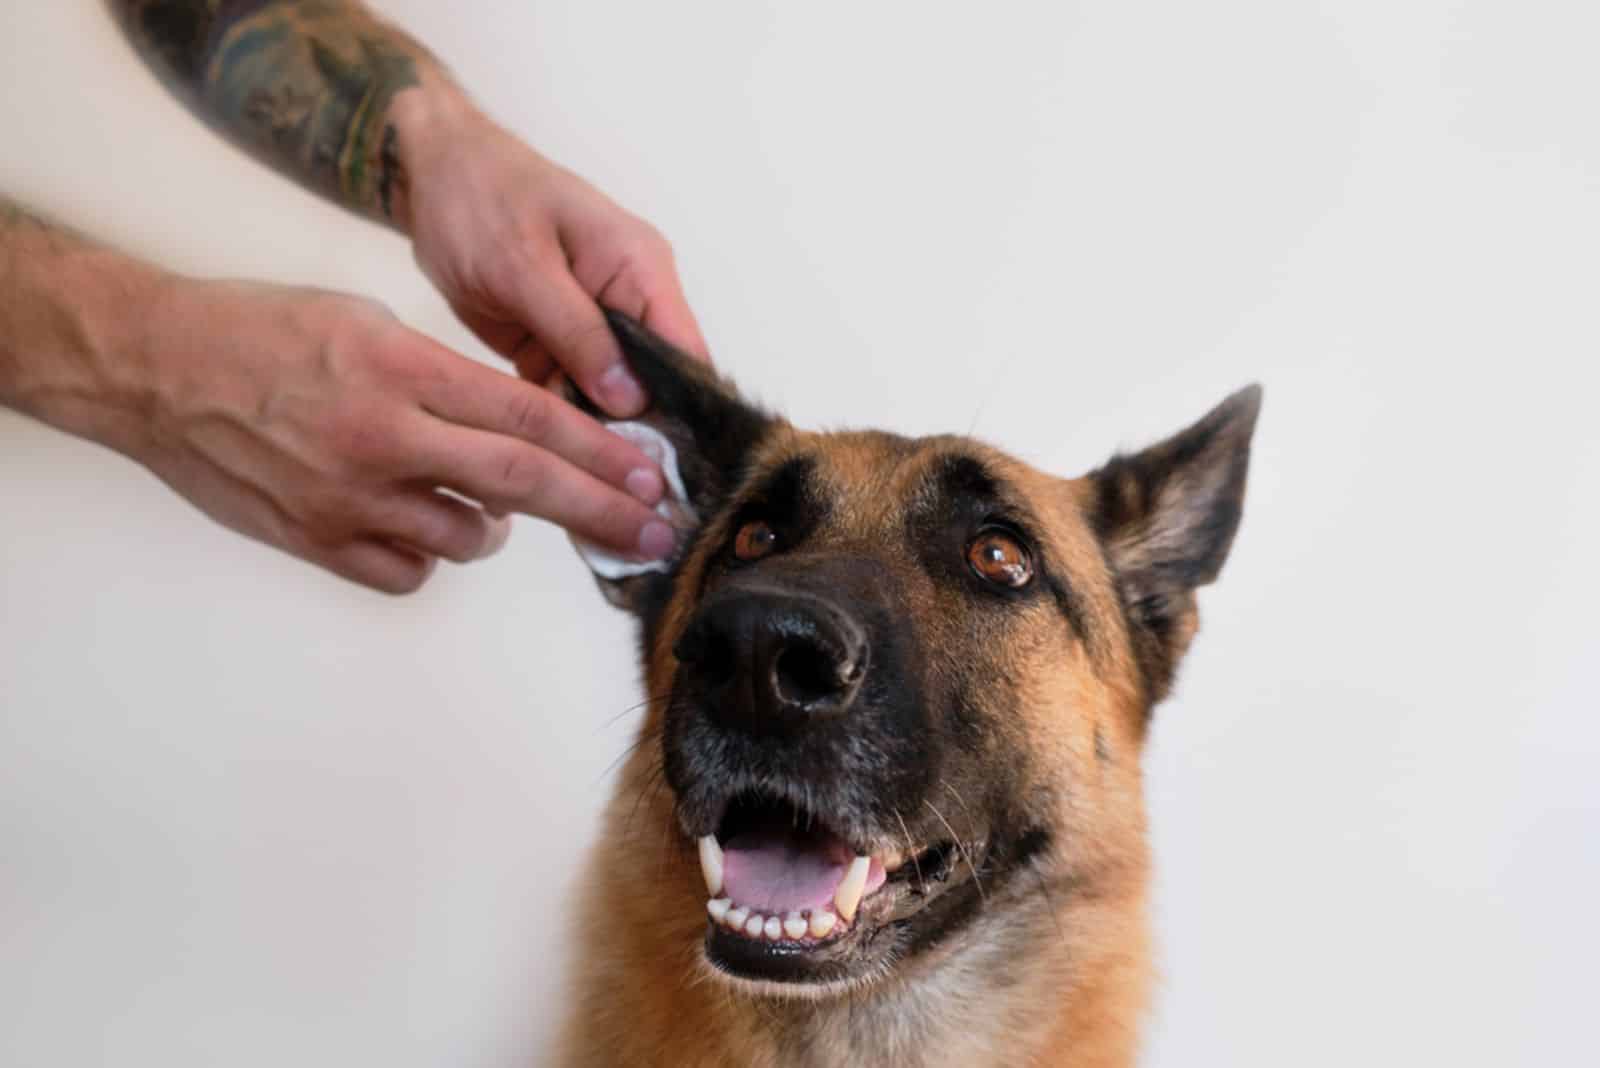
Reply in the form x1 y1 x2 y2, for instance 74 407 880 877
639 520 675 560
625 466 664 506
598 363 647 416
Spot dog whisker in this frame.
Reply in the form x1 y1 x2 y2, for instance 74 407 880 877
622 757 668 842
924 798 986 906
596 690 675 731
893 807 926 894
598 722 665 782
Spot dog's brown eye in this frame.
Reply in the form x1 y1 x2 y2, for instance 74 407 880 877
734 520 778 561
967 530 1033 588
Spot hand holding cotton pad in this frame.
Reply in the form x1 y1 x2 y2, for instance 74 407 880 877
570 422 697 578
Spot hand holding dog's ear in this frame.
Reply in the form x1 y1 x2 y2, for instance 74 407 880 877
577 314 778 616
394 94 709 411
1089 386 1262 701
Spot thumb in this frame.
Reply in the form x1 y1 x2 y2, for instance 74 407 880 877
514 267 646 418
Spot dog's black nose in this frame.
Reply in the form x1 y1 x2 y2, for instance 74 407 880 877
673 590 867 732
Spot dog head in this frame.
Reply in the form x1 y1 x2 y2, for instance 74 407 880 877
586 313 1259 998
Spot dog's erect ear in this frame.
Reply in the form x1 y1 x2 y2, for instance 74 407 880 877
1088 385 1262 706
602 311 773 513
577 311 776 615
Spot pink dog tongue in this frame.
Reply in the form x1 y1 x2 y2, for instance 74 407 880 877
722 830 854 914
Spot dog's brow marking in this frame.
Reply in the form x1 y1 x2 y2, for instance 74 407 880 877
893 808 926 893
924 798 986 906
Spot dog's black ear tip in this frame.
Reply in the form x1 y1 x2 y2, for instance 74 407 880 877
602 306 711 392
1210 383 1263 439
1233 382 1264 416
603 308 659 357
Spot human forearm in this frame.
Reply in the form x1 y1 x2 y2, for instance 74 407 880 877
0 197 167 455
108 0 460 226
0 189 676 589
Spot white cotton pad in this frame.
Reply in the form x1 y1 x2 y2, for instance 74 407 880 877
570 421 697 579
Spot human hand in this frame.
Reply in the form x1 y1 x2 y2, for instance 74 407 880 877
388 87 710 411
121 277 677 593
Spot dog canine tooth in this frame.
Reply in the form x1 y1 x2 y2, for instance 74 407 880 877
698 836 724 897
808 909 837 939
707 898 731 923
763 916 783 941
744 914 765 938
783 913 808 940
725 905 749 931
833 855 871 923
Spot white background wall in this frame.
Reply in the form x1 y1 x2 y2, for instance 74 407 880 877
3 2 1595 1064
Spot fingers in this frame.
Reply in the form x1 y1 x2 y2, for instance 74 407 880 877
305 494 508 594
410 423 677 559
452 302 557 384
319 538 438 596
513 264 649 418
376 490 513 564
414 352 666 506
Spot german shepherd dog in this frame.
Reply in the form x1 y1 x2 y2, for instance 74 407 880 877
561 314 1260 1067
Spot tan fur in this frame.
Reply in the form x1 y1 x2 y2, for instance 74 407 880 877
560 432 1190 1067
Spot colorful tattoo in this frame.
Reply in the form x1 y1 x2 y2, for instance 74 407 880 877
110 1 431 222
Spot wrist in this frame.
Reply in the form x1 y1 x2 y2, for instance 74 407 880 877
0 229 174 459
384 74 486 234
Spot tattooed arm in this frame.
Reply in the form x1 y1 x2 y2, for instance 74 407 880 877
0 195 677 591
109 0 709 411
109 0 428 224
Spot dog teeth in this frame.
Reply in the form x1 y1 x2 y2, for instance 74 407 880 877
833 855 871 923
698 836 724 897
700 852 870 940
882 849 905 873
704 898 847 944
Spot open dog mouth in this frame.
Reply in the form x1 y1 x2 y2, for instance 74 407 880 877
694 790 967 974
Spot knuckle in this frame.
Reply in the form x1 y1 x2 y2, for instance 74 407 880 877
295 493 356 548
504 387 552 443
489 242 552 294
327 407 391 473
495 447 549 505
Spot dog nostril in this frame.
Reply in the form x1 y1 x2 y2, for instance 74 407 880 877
772 641 855 710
